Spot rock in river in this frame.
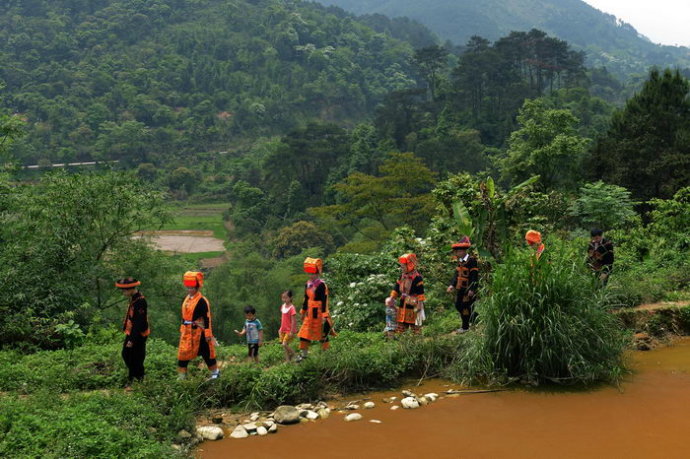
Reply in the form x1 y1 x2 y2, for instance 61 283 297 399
273 405 301 425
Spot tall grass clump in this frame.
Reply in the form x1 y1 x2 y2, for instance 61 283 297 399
452 242 627 385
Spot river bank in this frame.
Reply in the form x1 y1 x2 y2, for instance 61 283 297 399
198 337 690 458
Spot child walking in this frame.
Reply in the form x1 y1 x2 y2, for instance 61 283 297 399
279 290 298 362
234 305 263 363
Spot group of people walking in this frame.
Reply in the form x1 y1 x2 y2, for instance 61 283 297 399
115 229 613 388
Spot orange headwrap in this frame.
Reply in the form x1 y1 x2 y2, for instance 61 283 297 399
115 278 141 289
303 257 323 274
183 271 204 288
525 230 542 244
399 253 418 272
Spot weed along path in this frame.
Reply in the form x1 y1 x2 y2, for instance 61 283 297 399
197 338 690 459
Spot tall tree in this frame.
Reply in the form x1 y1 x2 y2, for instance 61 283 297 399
593 69 690 201
498 98 589 191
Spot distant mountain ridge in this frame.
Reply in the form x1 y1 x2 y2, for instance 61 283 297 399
319 0 690 78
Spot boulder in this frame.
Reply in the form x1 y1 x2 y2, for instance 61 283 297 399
249 412 260 422
363 401 375 409
268 424 278 434
256 426 268 436
401 397 420 409
344 413 363 422
196 426 224 441
317 408 331 419
418 396 429 406
230 425 248 439
273 406 301 425
424 393 439 402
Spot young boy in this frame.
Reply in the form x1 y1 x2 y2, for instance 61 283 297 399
234 305 263 363
279 290 298 362
384 296 397 339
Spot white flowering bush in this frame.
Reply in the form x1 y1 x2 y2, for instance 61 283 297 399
330 273 392 331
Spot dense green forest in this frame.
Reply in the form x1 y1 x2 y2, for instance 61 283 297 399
1 0 427 166
1 1 690 456
320 0 690 79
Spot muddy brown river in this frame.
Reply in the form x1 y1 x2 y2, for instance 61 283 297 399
198 338 690 458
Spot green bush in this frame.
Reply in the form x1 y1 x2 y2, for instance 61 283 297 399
450 243 627 385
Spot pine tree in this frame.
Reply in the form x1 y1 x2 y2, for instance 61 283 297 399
593 69 690 201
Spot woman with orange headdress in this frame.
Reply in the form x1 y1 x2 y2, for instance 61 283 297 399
446 236 479 333
177 271 220 380
296 257 334 362
525 230 545 260
386 253 425 333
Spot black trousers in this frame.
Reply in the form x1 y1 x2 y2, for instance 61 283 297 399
455 290 476 330
122 336 147 382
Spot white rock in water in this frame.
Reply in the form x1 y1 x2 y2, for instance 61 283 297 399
242 422 257 432
402 390 415 397
424 393 439 402
249 413 260 422
345 404 360 410
263 420 275 429
363 401 375 409
196 426 224 441
390 405 400 411
344 413 363 422
389 396 398 401
418 396 429 406
230 425 248 439
305 410 320 420
256 426 268 436
273 406 301 424
401 397 420 409
268 424 278 433
317 408 331 419
369 419 382 424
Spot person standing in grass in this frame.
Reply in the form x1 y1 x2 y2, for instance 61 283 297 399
297 257 334 361
446 236 479 334
177 271 220 380
234 305 264 363
587 228 614 286
279 290 298 362
525 230 545 260
386 253 426 334
116 277 149 390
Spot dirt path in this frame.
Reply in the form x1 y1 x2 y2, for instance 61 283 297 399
631 300 690 311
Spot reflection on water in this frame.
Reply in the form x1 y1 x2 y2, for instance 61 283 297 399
199 338 690 459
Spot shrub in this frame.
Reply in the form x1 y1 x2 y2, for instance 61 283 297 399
451 243 627 385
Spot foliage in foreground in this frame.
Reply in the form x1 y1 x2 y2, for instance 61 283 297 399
449 243 628 385
0 331 463 457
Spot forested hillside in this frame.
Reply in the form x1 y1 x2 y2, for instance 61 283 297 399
0 0 428 165
320 0 690 78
